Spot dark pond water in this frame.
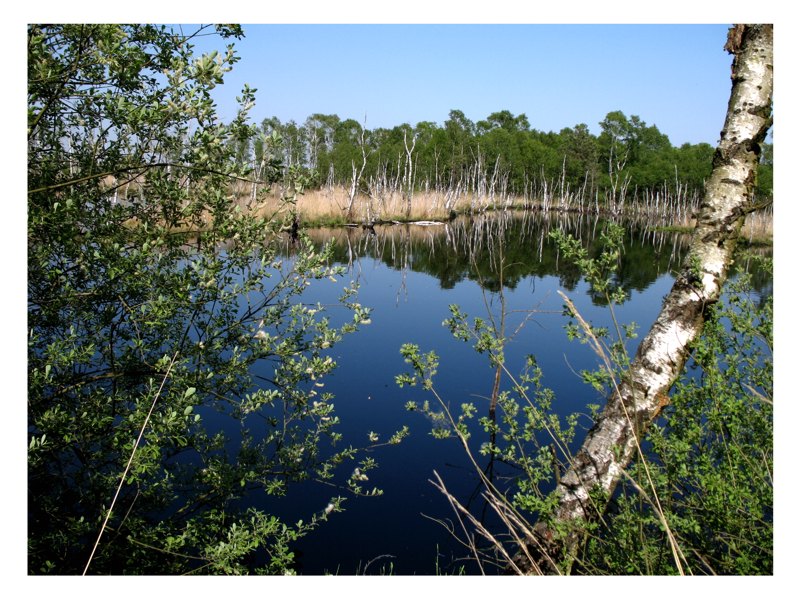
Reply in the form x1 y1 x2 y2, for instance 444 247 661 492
241 212 770 575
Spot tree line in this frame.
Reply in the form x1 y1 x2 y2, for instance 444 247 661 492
231 108 773 205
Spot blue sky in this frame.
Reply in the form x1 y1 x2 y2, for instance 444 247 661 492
198 24 734 146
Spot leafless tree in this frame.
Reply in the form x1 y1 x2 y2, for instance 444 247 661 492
403 127 418 219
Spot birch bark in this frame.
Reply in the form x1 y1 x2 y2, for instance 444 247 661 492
518 24 773 574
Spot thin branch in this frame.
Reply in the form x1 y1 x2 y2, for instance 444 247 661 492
29 162 260 195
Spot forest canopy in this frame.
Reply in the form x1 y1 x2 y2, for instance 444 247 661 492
230 108 773 203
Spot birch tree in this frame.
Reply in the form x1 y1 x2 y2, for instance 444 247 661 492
516 23 773 575
403 127 418 218
345 121 370 221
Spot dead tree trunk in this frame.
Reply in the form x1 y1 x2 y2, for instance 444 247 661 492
346 126 369 222
516 24 773 575
403 128 417 219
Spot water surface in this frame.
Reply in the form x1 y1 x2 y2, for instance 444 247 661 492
251 212 725 574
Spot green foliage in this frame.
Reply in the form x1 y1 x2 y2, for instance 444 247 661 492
444 304 506 366
559 123 600 187
674 142 715 192
28 24 387 575
399 216 772 575
546 226 772 574
598 111 676 188
232 106 717 206
480 355 580 516
550 222 637 399
755 142 773 201
580 259 773 574
551 222 627 303
398 305 582 527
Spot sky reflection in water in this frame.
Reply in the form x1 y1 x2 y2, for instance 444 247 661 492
242 213 765 574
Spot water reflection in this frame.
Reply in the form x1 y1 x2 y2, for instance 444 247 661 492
288 212 691 297
272 211 771 574
286 211 772 302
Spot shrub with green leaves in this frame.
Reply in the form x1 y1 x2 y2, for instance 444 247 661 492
27 24 397 575
398 219 772 575
579 258 773 575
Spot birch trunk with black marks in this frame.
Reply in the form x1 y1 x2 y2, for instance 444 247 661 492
516 24 773 575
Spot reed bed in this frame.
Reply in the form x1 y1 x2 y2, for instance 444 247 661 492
242 182 771 245
117 172 770 245
741 208 774 244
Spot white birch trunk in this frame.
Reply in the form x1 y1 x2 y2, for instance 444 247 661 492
518 24 773 574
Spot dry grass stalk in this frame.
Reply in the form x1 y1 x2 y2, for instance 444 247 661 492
83 351 181 575
430 471 525 575
556 290 686 575
741 209 773 243
237 184 774 238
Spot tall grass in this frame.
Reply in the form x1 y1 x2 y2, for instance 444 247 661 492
239 180 771 245
118 170 772 243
